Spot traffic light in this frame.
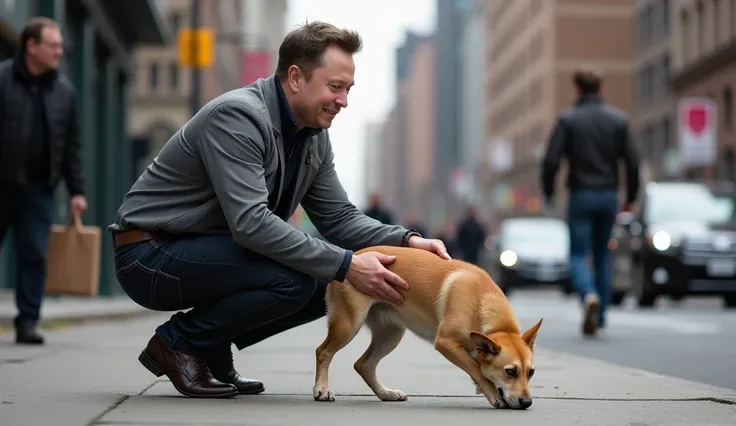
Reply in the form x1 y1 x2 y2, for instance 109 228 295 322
177 28 214 68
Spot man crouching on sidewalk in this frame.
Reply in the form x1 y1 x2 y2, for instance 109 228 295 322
109 21 449 398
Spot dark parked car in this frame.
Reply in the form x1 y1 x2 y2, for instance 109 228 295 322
486 216 574 296
613 180 736 309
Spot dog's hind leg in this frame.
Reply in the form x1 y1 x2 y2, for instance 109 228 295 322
354 306 408 402
313 281 373 402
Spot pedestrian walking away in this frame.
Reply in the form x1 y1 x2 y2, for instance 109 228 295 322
109 21 451 399
540 67 640 338
0 17 88 346
454 206 487 266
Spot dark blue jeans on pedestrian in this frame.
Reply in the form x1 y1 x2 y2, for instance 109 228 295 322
566 189 619 328
113 235 325 356
0 183 56 327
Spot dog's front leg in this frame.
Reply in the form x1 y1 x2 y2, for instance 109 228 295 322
434 337 507 408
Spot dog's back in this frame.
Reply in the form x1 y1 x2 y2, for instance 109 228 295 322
336 245 521 344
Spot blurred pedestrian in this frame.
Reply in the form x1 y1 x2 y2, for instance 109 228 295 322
364 191 394 225
109 21 449 399
0 17 87 345
540 67 640 337
404 210 428 237
455 206 486 266
434 219 460 260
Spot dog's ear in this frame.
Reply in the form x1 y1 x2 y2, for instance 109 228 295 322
521 318 543 351
470 331 502 357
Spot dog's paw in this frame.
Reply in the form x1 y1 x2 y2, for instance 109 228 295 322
312 386 336 402
377 388 408 402
475 383 483 395
491 398 510 409
489 393 509 409
486 388 509 409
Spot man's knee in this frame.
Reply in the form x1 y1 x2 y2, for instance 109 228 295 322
15 237 49 269
273 267 319 306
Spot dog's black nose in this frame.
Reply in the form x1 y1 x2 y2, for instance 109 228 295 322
517 396 532 409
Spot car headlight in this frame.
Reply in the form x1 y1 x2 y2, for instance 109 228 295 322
499 250 518 267
647 230 681 252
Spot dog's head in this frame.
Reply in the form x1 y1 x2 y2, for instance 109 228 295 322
469 318 543 410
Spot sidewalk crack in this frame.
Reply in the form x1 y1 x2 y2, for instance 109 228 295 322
86 380 159 426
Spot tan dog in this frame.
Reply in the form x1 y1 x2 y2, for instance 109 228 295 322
313 245 543 409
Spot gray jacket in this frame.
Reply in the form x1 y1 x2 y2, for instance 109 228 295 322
110 75 411 283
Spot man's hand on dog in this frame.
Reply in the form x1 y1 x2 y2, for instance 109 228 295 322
407 236 451 260
346 252 409 305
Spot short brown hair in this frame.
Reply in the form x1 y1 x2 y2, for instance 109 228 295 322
275 20 362 80
21 16 60 50
572 66 602 93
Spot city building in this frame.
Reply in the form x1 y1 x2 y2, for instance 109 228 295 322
458 0 486 207
0 0 170 294
129 0 287 176
634 0 677 179
484 0 636 213
433 0 466 222
241 0 287 86
670 0 736 180
375 31 431 222
403 40 435 221
362 120 383 206
377 104 402 216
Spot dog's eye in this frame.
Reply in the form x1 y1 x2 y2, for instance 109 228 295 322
505 368 518 377
528 368 535 378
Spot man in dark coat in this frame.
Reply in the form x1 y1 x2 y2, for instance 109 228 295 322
0 17 87 345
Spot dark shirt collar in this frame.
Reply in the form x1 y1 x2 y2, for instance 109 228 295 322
274 76 322 140
576 92 603 106
12 53 57 88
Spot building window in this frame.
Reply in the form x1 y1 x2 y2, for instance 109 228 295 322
169 12 182 34
662 0 670 36
148 63 159 91
645 64 654 105
697 1 705 56
724 86 733 130
643 5 653 47
170 62 179 91
662 117 672 151
681 10 690 63
645 124 655 159
723 150 736 182
661 54 671 97
714 0 721 46
636 68 647 107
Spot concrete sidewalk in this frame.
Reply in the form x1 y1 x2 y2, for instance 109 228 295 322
0 314 734 426
0 291 151 328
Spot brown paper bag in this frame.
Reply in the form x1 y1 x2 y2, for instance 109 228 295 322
44 213 102 297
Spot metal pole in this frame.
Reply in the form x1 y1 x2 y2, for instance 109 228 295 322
190 0 202 116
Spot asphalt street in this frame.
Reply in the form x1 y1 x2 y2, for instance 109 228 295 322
507 288 736 391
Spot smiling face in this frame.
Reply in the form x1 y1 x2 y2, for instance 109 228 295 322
284 45 355 129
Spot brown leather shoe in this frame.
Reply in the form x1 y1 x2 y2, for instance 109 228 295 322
138 334 238 398
204 344 265 395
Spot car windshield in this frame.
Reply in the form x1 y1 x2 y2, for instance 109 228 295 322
645 183 736 224
500 219 568 245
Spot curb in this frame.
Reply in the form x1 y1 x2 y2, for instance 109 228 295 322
0 305 158 330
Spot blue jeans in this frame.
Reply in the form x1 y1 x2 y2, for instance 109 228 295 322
567 189 619 327
113 235 324 356
0 184 56 327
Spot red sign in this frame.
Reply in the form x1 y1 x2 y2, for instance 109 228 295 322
240 50 271 86
677 97 717 168
685 104 709 135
